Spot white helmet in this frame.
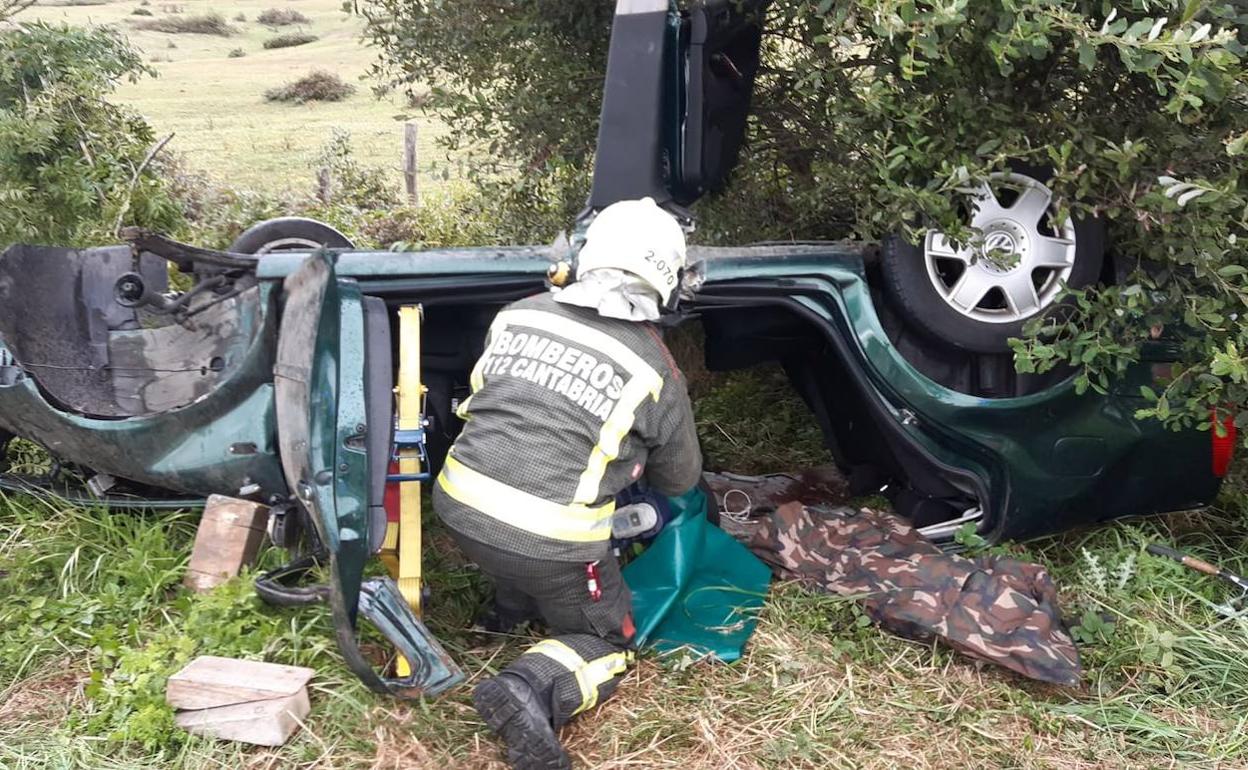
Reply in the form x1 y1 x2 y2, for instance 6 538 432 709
576 197 687 306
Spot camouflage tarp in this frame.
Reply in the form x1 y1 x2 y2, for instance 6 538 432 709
749 502 1081 686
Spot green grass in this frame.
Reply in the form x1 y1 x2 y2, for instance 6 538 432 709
17 0 457 196
4 365 1248 767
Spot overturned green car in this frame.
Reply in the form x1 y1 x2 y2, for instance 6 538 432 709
0 0 1228 696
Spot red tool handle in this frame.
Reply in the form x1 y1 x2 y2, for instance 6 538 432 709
586 561 602 603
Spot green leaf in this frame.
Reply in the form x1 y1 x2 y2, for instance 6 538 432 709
1077 41 1098 70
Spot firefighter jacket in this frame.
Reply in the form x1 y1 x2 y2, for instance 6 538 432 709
433 291 702 562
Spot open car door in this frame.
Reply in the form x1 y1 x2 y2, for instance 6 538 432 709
271 252 463 698
677 0 767 202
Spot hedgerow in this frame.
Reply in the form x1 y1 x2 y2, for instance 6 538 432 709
361 0 1248 438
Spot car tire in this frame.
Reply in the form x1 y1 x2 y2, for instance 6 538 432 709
229 217 354 255
880 167 1105 354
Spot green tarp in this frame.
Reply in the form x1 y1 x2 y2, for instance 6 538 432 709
622 487 770 662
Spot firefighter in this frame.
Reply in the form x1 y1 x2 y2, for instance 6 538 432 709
433 197 702 770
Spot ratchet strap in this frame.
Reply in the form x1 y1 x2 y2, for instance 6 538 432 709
380 305 425 677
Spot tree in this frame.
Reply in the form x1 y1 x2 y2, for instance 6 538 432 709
0 22 180 246
362 0 1248 439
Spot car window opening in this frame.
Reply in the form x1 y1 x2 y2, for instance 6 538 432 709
395 295 984 538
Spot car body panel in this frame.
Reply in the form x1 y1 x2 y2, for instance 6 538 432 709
0 244 284 499
0 242 1218 541
251 242 1217 545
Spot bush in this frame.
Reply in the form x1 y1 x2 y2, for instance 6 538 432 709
310 128 397 210
263 31 318 49
226 47 245 58
132 12 234 36
0 22 181 245
360 0 1248 441
130 7 152 16
232 12 244 22
151 152 298 249
256 7 309 26
263 69 354 104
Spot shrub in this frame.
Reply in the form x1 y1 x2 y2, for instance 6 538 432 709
130 7 152 15
256 7 309 26
263 70 354 104
360 0 1248 441
0 22 181 245
150 152 297 249
226 47 245 58
309 128 398 211
132 12 234 36
232 12 244 22
263 31 318 49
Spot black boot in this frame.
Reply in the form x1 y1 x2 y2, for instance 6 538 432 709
473 673 570 770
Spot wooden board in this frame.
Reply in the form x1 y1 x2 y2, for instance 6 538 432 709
184 495 270 593
167 655 315 710
174 689 310 747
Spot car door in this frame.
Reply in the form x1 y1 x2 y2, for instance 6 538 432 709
273 252 462 697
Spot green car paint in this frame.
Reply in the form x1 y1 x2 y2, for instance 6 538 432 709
0 279 285 500
252 241 1218 547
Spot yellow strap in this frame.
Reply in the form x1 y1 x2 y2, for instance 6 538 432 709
437 455 615 542
396 306 424 613
525 641 630 715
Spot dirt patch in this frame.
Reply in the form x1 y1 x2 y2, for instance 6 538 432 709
0 667 85 725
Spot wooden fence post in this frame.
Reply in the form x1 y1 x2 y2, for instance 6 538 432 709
316 167 332 205
403 122 418 205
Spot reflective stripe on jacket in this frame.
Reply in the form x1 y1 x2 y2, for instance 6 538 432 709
434 291 701 561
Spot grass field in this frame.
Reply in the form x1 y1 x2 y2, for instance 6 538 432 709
2 366 1248 769
18 0 458 196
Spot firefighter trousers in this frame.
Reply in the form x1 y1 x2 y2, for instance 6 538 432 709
451 530 634 727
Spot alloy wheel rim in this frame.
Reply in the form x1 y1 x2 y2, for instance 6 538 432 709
923 172 1077 324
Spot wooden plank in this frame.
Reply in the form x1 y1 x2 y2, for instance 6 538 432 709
167 656 314 710
184 495 270 593
174 688 310 747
